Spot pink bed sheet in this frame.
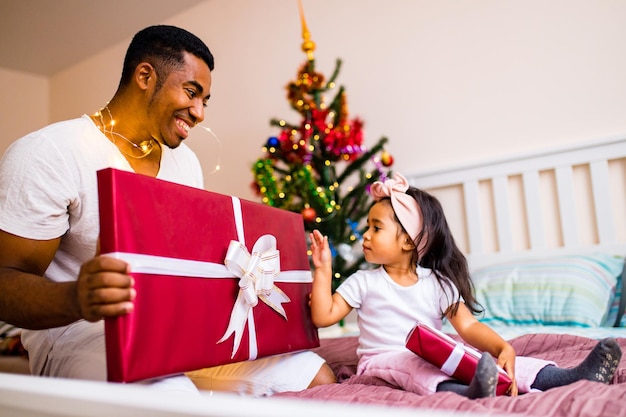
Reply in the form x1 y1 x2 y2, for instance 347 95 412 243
276 334 626 417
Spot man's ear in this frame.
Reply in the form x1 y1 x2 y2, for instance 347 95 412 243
135 63 155 90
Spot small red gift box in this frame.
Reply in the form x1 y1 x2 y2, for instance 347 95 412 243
97 168 320 383
406 322 512 395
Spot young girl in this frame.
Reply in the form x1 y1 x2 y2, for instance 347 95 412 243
309 172 622 398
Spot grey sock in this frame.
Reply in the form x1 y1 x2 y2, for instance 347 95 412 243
437 352 498 399
467 352 498 399
436 380 469 396
531 338 622 391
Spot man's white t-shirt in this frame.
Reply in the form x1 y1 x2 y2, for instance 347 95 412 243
0 115 203 377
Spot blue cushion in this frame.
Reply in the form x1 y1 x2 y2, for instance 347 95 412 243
472 254 624 328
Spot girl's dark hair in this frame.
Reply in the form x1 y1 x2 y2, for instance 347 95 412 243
118 25 215 92
405 187 483 317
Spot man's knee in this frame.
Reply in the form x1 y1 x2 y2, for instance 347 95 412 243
308 362 337 388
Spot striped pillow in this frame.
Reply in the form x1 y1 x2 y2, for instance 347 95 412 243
472 254 624 328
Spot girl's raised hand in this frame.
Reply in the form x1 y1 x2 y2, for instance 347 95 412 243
309 230 331 269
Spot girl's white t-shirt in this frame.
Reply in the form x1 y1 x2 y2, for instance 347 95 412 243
337 265 461 358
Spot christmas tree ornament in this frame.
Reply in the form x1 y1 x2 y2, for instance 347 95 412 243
266 136 280 148
345 218 363 240
298 0 316 61
301 206 317 222
381 150 394 167
335 243 356 264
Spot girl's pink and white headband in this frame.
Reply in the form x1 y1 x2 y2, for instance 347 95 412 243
370 173 421 243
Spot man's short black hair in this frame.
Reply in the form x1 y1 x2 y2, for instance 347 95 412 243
118 25 215 91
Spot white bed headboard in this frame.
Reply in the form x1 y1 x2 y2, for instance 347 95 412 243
406 137 626 270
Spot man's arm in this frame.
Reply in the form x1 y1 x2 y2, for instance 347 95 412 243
0 229 136 329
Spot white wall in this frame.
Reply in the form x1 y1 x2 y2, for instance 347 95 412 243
4 0 626 201
0 68 49 158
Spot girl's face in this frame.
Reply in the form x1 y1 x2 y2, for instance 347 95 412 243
362 201 414 266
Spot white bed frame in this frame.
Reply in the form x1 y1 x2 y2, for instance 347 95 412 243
0 373 428 417
1 136 625 417
406 136 626 271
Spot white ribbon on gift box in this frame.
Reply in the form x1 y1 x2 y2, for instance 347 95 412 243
102 196 312 361
440 343 466 376
417 322 481 376
424 323 508 379
218 234 292 359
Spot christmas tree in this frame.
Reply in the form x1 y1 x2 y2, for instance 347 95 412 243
251 2 394 291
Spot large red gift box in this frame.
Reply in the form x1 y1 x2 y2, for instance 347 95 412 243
406 322 512 395
97 168 320 383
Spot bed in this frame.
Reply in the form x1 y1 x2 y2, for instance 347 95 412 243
275 136 626 416
1 137 625 417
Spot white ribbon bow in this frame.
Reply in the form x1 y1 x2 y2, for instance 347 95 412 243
218 234 290 358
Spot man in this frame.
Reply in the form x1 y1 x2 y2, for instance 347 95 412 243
0 25 335 395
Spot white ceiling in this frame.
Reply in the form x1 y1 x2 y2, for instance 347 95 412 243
0 0 206 77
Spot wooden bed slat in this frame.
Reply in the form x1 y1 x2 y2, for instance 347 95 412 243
462 180 483 255
590 160 615 244
554 166 579 247
492 175 513 253
522 170 545 250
